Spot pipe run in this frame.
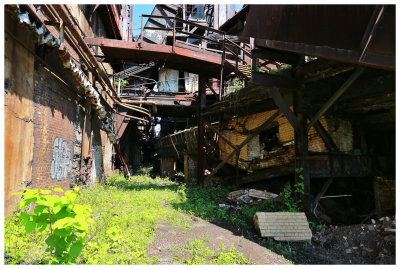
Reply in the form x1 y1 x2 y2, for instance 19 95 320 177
7 4 151 144
46 5 151 117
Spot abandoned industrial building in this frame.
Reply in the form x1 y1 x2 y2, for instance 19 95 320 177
4 4 396 265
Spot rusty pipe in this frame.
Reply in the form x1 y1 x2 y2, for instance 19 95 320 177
52 4 120 100
117 103 151 118
115 110 148 123
46 5 114 101
37 5 152 121
49 8 151 118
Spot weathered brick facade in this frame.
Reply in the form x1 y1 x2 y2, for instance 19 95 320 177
32 64 81 191
219 108 353 170
4 6 116 215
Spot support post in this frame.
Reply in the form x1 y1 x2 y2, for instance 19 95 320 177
219 34 225 100
294 88 310 212
197 75 207 186
114 143 130 178
172 18 176 52
140 16 144 42
235 151 240 186
122 4 127 41
128 5 134 41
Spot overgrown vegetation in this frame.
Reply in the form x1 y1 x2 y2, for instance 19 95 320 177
173 235 251 265
268 64 292 74
5 174 253 265
225 77 244 95
5 170 309 265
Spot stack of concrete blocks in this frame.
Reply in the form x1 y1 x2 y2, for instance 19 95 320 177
254 212 312 242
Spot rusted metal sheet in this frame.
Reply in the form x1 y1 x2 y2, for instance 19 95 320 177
4 13 36 215
84 37 224 77
240 5 395 70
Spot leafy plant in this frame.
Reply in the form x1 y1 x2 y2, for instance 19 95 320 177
12 186 93 264
113 79 129 87
232 77 243 88
281 182 302 212
308 221 323 232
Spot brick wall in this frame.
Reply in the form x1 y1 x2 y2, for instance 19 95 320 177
32 64 80 191
220 109 353 170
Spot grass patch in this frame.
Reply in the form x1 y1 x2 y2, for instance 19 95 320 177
173 234 252 265
5 172 299 264
5 174 189 265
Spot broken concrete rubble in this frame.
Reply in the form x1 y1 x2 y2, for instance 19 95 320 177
226 189 279 205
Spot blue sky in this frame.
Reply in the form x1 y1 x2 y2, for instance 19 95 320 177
131 4 244 37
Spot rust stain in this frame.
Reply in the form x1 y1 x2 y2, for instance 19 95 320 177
4 14 36 215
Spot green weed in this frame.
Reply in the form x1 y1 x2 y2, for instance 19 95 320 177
173 235 251 265
5 175 189 265
9 186 92 264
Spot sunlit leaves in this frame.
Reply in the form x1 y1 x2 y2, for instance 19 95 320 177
12 186 93 264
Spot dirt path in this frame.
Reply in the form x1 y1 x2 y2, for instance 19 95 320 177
147 218 291 265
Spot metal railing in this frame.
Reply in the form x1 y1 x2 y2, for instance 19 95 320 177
136 14 253 97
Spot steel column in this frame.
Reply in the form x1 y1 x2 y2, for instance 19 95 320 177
197 75 207 186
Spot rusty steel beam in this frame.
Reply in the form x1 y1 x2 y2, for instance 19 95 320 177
141 15 225 34
84 37 222 66
358 5 385 62
307 67 365 132
266 87 300 134
53 5 120 100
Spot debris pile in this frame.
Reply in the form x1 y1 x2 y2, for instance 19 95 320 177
312 216 395 264
226 189 279 205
